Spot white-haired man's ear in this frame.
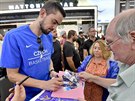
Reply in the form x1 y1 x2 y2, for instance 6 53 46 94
129 31 135 50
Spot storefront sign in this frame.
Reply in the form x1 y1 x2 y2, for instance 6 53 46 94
8 2 74 10
9 3 44 10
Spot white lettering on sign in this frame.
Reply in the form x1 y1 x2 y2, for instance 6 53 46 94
8 2 75 10
9 5 14 10
20 5 24 9
29 4 34 9
25 4 29 9
8 3 44 10
35 4 40 8
15 5 20 9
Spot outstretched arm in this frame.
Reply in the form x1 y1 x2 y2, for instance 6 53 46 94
79 72 116 88
6 68 63 91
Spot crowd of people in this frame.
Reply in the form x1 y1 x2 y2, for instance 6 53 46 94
0 0 135 101
0 1 66 101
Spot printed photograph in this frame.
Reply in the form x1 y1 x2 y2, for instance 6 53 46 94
62 70 80 91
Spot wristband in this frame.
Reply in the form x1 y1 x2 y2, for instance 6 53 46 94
50 69 54 74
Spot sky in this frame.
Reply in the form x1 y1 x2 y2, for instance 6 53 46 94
88 0 115 23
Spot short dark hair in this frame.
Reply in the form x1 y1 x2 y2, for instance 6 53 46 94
68 30 76 39
42 0 66 17
79 31 84 35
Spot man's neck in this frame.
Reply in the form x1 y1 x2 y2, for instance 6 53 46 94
29 21 42 37
53 38 57 42
67 39 73 43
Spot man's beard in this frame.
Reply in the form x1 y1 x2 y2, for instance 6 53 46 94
53 36 57 39
73 38 77 42
40 22 51 35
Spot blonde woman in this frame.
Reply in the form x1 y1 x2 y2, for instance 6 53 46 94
78 39 119 101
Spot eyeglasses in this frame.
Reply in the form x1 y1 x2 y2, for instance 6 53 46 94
105 38 120 49
37 37 44 51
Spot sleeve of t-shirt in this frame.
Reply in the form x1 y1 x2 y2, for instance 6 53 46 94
1 32 21 68
64 45 74 57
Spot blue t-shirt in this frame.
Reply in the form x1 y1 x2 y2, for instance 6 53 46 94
0 25 54 101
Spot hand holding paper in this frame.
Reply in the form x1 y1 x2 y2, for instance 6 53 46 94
43 77 63 91
52 70 84 99
32 70 84 101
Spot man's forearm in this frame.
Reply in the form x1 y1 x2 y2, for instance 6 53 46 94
88 75 116 88
70 65 76 72
68 61 76 72
7 72 45 89
83 49 88 59
66 57 77 72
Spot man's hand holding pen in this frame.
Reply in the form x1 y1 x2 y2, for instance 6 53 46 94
49 68 59 78
9 76 29 93
6 76 29 101
6 83 26 101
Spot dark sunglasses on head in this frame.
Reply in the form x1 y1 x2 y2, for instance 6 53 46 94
37 37 44 51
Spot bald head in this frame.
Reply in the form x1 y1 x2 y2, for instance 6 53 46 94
106 9 135 39
105 9 135 65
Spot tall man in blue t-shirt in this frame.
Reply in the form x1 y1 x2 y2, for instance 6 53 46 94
0 1 66 101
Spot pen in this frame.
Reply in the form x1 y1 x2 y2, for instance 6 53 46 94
9 76 29 93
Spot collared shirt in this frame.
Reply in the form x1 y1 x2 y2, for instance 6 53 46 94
86 58 107 76
107 64 135 101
